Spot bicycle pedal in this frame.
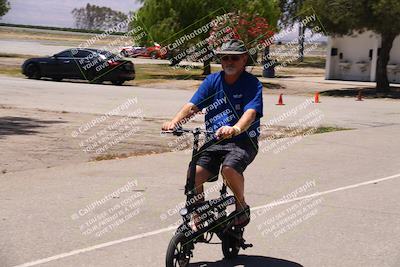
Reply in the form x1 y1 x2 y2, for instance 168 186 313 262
241 243 253 250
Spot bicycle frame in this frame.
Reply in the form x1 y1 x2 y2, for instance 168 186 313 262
162 128 236 238
163 127 253 266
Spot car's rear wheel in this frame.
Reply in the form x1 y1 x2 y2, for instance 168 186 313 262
222 232 240 259
111 80 124 86
86 71 101 84
25 63 41 79
150 51 158 59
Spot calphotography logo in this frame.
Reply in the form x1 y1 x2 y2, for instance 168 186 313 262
71 179 145 238
255 180 324 238
3 1 400 267
70 97 145 156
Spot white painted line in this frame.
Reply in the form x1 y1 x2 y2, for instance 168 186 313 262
12 172 400 267
251 172 400 211
12 226 176 267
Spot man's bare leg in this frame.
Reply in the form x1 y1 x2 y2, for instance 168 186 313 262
221 165 250 226
191 165 212 230
194 165 213 198
221 165 247 210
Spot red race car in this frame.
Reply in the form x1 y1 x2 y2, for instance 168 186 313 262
120 43 168 59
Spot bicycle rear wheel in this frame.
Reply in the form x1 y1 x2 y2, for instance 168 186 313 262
222 232 240 259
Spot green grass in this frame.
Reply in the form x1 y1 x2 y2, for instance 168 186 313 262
0 23 126 35
90 126 353 162
0 63 207 83
284 56 326 69
0 62 206 81
91 153 125 161
313 126 352 134
320 88 400 99
133 64 206 81
90 151 163 161
0 67 23 77
259 125 352 142
0 53 37 59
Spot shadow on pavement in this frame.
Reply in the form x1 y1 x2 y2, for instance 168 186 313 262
0 116 65 138
260 81 286 89
320 87 400 99
191 255 303 267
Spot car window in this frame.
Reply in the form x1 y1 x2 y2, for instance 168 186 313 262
74 50 93 58
97 50 121 60
56 50 72 57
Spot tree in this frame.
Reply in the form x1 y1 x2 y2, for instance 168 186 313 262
132 0 229 74
131 0 178 46
209 12 275 63
72 3 128 31
279 0 306 62
301 0 400 93
132 0 280 75
0 0 10 18
233 0 280 24
233 0 280 76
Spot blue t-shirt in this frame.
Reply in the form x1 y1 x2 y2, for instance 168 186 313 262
189 71 263 141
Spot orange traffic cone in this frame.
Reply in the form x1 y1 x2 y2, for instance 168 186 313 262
356 90 363 101
276 94 285 105
314 92 321 103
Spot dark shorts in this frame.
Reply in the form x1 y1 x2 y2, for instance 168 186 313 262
196 137 259 182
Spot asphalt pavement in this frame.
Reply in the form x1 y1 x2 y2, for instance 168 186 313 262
0 76 400 267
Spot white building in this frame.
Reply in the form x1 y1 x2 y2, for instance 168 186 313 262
325 31 400 83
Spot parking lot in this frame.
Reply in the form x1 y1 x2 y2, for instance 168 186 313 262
1 73 400 267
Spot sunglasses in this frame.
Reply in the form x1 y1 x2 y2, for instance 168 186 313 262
220 55 241 61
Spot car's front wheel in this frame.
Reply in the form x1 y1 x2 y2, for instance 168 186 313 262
25 63 41 79
89 79 103 84
111 80 125 86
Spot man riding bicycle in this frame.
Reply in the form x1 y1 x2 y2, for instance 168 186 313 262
162 39 263 227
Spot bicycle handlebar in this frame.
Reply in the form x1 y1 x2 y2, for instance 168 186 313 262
161 127 214 136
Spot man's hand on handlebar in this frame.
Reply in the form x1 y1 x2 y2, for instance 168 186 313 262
162 103 200 131
215 126 237 140
162 121 179 131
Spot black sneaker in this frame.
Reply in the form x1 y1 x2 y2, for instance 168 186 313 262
228 205 250 228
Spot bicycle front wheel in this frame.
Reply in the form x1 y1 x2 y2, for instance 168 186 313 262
166 232 191 267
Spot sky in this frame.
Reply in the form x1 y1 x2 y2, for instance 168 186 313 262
0 0 142 28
